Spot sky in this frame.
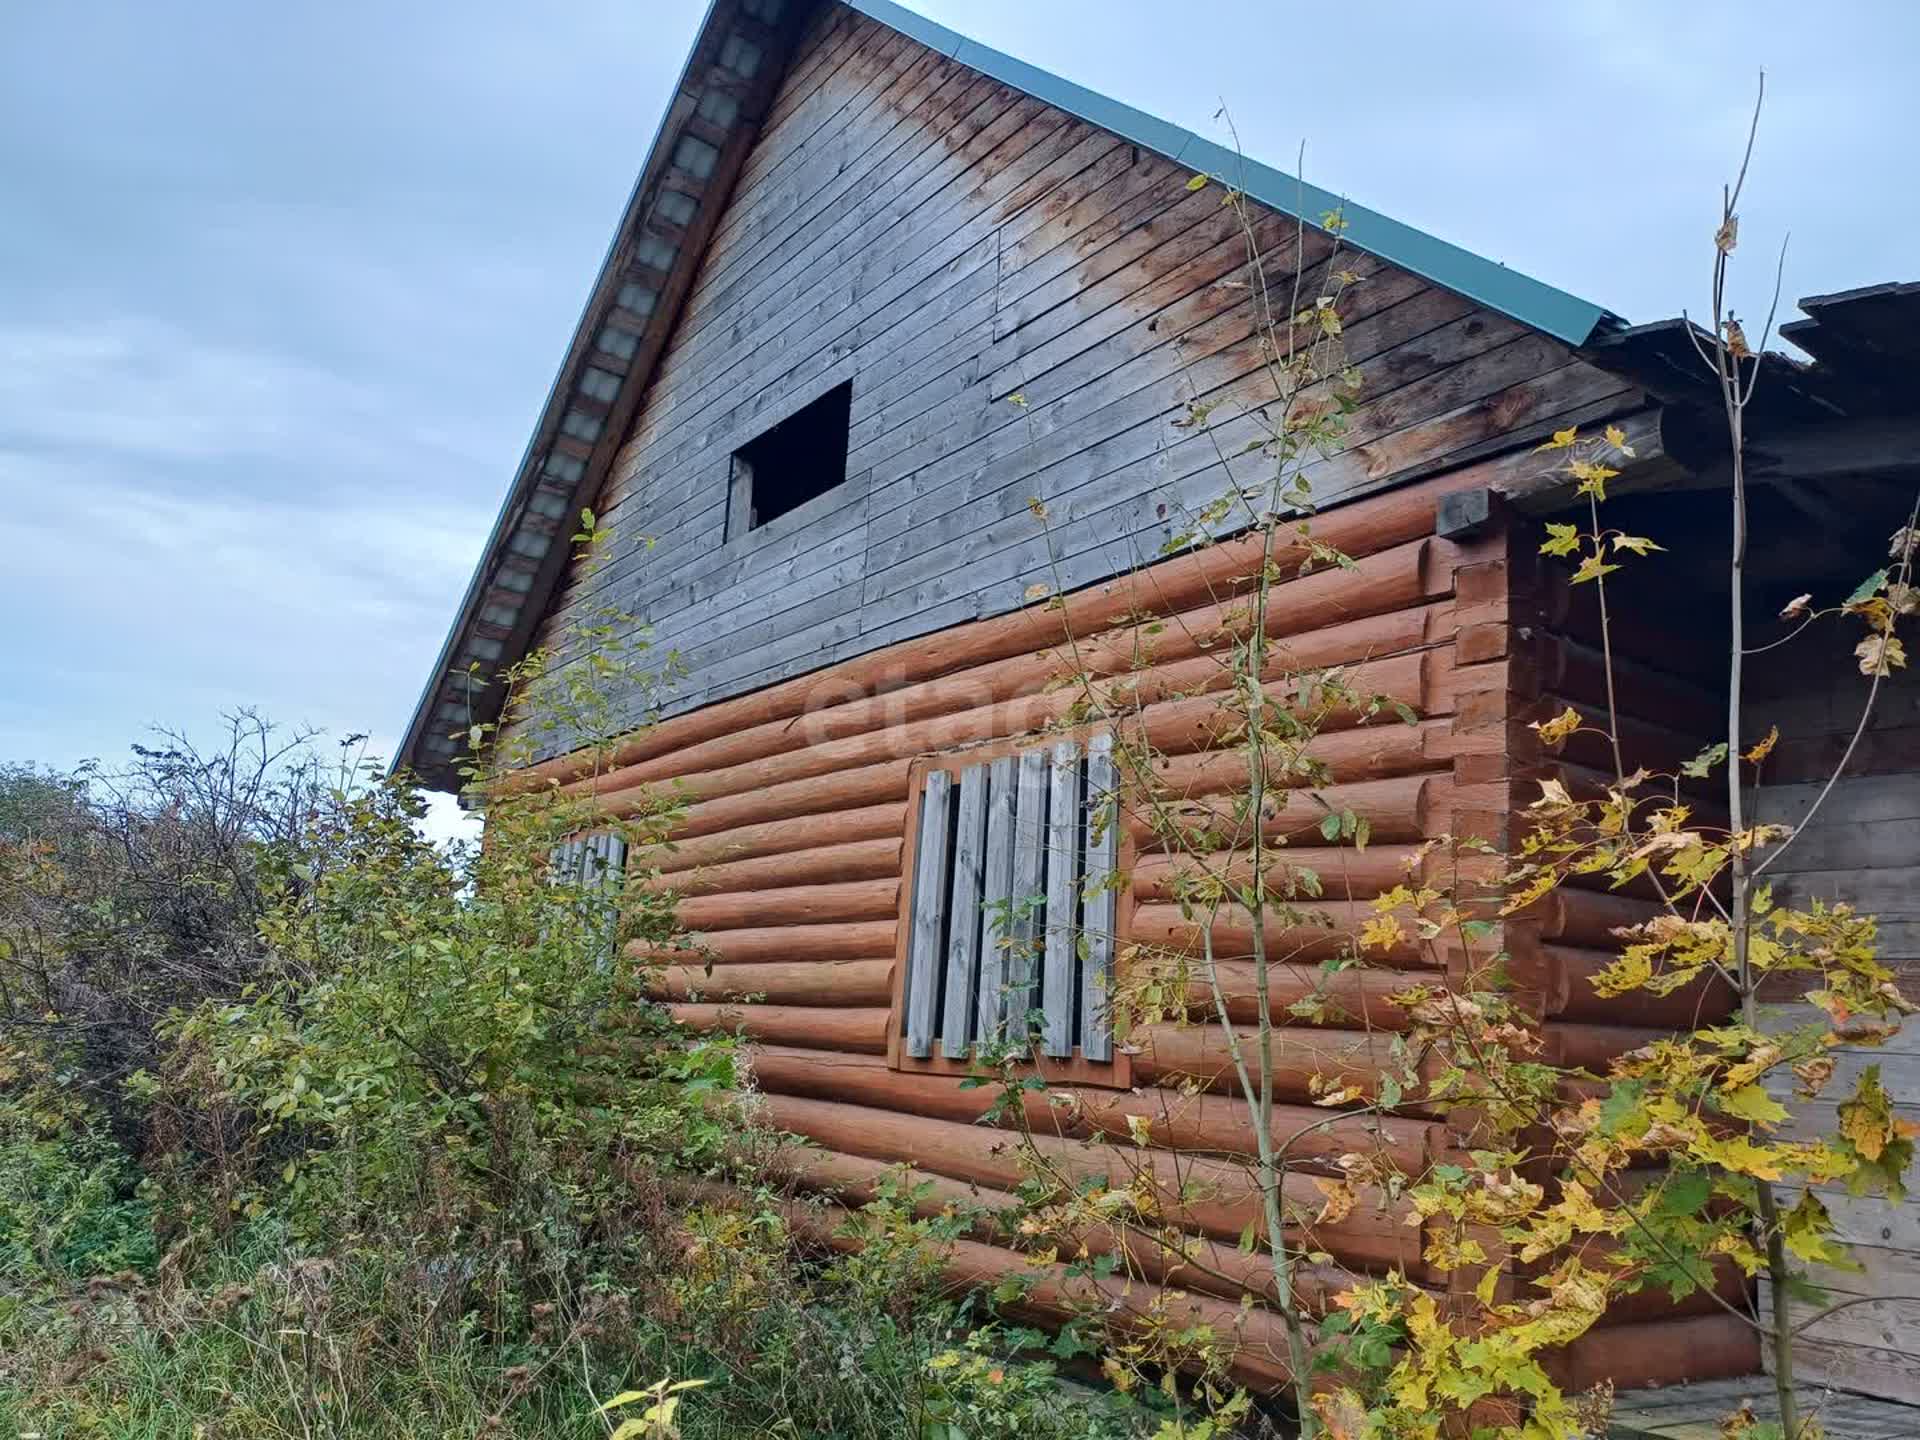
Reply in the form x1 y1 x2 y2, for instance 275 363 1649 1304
2 0 1915 830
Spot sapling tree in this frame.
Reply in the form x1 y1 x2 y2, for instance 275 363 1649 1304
980 83 1916 1440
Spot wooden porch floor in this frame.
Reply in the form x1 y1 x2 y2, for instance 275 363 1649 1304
1610 1379 1919 1438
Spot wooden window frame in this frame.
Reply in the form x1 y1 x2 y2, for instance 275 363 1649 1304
887 724 1136 1089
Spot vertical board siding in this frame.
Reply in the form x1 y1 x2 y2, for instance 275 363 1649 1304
903 768 952 1057
1081 732 1118 1061
1007 748 1049 1025
976 754 1018 1040
515 3 1630 755
1746 650 1920 1403
1042 738 1082 1057
941 762 989 1051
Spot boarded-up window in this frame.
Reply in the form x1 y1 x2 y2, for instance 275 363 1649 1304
899 734 1119 1063
549 833 628 967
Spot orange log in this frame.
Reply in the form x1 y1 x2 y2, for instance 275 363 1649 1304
1128 774 1442 851
765 1142 1375 1316
668 1003 891 1054
656 803 906 874
1133 1023 1433 1109
1143 722 1448 798
646 960 894 1006
651 836 901 894
1544 1022 1667 1072
620 757 912 833
1130 899 1436 967
1134 845 1422 903
770 1193 1305 1392
1534 888 1668 948
506 467 1488 793
1550 1313 1760 1392
598 644 1439 818
1547 944 1738 1027
744 1044 1441 1175
673 877 900 930
631 920 896 965
569 556 1451 803
1133 653 1440 759
758 1093 1429 1278
1129 953 1423 1031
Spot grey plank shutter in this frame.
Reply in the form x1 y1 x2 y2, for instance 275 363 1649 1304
976 755 1017 1042
903 769 952 1058
941 763 989 1054
1081 733 1118 1061
1006 749 1049 1030
1042 739 1082 1057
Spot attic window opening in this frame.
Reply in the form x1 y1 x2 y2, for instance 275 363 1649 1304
729 381 852 534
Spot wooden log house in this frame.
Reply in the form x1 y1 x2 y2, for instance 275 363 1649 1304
396 0 1919 1404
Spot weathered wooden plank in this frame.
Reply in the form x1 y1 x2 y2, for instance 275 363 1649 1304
1081 732 1118 1062
513 8 1621 763
1042 739 1083 1057
1007 748 1049 1032
903 769 952 1058
941 762 989 1054
976 755 1018 1041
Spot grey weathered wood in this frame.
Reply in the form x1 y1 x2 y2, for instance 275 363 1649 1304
1042 739 1082 1058
1006 749 1049 1033
941 763 989 1054
903 769 952 1059
513 11 1625 764
975 755 1018 1042
1080 733 1118 1062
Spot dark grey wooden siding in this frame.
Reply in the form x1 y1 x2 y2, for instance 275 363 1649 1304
524 3 1633 749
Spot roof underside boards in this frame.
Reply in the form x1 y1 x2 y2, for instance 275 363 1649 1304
398 0 808 788
396 0 1620 792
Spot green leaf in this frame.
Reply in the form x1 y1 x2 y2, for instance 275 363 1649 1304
1186 173 1210 191
1539 522 1582 557
1680 742 1730 779
1847 568 1890 606
1720 1083 1790 1126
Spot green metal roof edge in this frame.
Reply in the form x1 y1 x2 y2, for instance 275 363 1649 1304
846 0 1616 347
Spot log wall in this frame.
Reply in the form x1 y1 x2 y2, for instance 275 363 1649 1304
514 0 1635 757
518 463 1764 1395
1507 523 1765 1379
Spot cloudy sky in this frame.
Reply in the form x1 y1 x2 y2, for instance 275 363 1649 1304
3 1 1914 802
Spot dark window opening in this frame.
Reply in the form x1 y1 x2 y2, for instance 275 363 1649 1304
730 381 852 535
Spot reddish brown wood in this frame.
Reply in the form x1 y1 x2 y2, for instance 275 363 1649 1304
746 1043 1442 1174
654 803 907 874
763 1140 1377 1315
650 836 901 894
631 919 897 965
504 465 1519 795
667 1002 891 1053
674 877 901 929
1128 953 1424 1030
1132 1023 1434 1108
647 959 894 1005
1129 899 1436 968
1133 845 1423 903
1550 1313 1761 1392
758 1092 1431 1277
